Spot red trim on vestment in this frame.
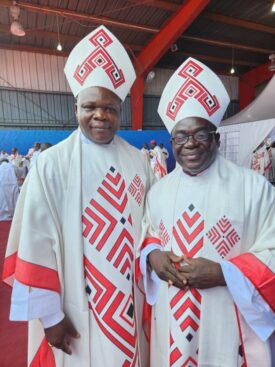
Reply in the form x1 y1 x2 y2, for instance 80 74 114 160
30 337 56 367
156 158 167 178
15 257 60 293
141 237 161 251
2 251 17 282
142 299 152 343
230 253 275 312
135 258 141 285
234 305 248 367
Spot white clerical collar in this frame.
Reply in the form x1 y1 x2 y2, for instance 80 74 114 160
180 157 218 179
80 131 115 146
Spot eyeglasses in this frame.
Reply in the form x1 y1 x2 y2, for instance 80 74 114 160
170 130 216 145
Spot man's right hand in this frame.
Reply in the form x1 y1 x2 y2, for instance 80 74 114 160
148 250 187 289
44 315 80 355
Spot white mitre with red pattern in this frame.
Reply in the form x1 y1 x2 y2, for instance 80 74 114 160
64 25 136 101
158 57 230 132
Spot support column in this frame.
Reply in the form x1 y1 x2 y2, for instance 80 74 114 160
239 79 255 110
131 76 144 130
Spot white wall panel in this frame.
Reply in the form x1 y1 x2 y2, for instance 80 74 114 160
0 50 70 93
0 49 239 99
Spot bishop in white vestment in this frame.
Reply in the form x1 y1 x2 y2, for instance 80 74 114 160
3 25 155 367
138 58 275 367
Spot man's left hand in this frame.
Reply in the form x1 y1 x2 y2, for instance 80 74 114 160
177 257 226 289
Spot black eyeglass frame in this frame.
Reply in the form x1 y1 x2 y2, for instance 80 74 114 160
170 130 217 145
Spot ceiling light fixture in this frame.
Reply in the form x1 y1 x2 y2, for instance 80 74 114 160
56 16 63 51
230 48 235 74
272 0 275 12
146 70 156 83
170 43 178 52
10 1 25 37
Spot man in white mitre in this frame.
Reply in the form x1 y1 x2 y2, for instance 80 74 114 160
138 57 275 366
149 139 167 179
3 25 154 367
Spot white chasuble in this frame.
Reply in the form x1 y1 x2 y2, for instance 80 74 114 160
140 154 275 367
3 129 154 367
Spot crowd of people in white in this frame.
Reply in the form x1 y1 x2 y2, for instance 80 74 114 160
0 141 52 220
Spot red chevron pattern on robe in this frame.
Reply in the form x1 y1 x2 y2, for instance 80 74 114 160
159 220 170 248
82 167 134 279
206 215 240 258
84 256 137 366
172 204 204 258
170 287 201 367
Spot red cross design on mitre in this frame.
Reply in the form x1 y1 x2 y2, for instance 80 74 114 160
73 28 125 88
166 59 220 121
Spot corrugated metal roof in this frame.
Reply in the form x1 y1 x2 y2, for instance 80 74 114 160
0 0 275 75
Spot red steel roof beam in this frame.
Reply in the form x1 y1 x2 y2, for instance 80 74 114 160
131 0 210 130
134 0 211 77
239 63 274 110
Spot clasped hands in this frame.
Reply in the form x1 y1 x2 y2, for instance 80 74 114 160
148 250 225 290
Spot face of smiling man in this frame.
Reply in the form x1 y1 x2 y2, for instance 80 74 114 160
75 86 122 144
171 117 220 175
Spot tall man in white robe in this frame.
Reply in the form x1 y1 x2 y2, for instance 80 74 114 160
138 58 275 366
0 158 20 220
3 25 154 367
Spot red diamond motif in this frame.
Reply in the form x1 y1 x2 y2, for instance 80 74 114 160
207 216 240 258
128 174 145 206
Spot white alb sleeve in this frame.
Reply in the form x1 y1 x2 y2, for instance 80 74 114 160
10 279 64 328
140 244 162 306
221 261 275 341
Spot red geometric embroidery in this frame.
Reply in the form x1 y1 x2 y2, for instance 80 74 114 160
170 334 182 366
206 216 240 258
84 257 136 364
82 167 134 279
106 228 134 278
171 288 201 333
98 167 128 213
74 28 125 88
170 288 201 366
128 174 145 206
173 204 204 257
166 59 220 121
182 357 198 366
82 199 117 251
159 220 170 247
